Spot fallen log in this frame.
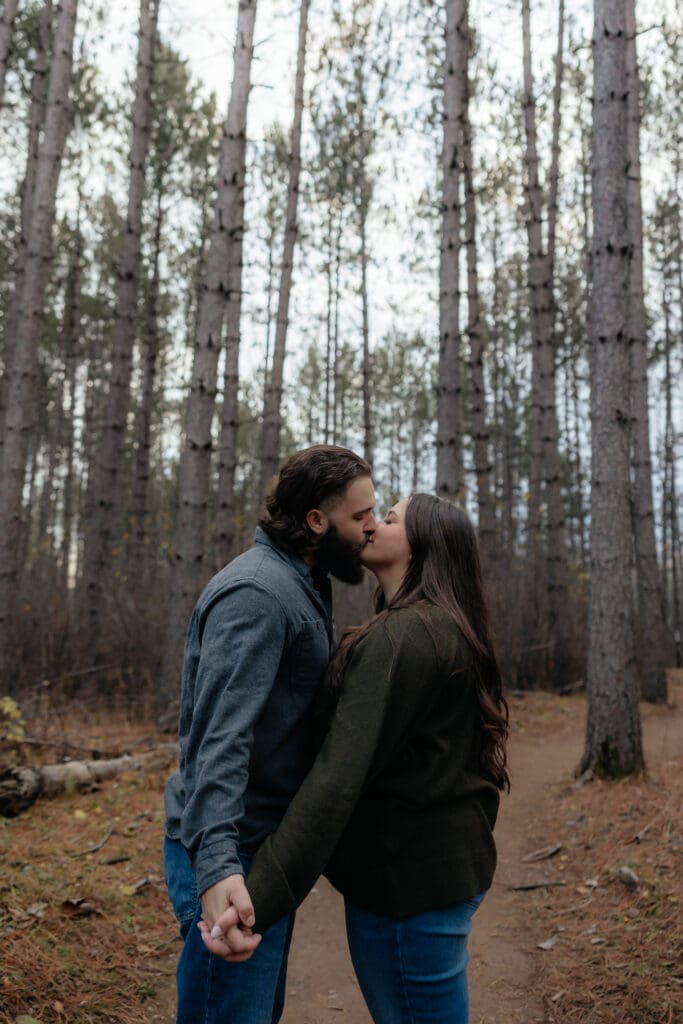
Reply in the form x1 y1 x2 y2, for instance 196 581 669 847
0 744 178 817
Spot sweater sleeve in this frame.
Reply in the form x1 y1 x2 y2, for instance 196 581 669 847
245 610 438 931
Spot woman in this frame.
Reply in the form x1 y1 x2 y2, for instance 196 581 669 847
205 494 509 1023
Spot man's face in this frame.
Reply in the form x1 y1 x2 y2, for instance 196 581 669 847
315 476 377 583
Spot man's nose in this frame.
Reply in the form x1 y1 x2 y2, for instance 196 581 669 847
364 514 377 535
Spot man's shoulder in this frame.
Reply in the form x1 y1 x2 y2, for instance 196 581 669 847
198 543 307 614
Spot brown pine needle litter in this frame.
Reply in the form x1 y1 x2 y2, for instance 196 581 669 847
531 762 683 1024
514 673 683 1024
0 737 179 1024
1 683 682 1024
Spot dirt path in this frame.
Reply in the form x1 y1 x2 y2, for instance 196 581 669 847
157 704 682 1023
280 706 683 1024
278 728 570 1024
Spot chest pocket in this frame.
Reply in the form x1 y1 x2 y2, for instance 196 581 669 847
289 618 330 690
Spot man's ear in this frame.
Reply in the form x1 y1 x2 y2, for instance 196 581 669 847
305 508 328 537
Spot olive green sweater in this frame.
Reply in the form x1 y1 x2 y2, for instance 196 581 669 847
246 604 500 932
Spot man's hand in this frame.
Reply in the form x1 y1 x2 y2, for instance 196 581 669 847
199 874 261 963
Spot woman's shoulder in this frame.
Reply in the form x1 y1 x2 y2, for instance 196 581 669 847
383 603 463 653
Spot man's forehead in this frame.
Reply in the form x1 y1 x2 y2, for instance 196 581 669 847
333 475 375 512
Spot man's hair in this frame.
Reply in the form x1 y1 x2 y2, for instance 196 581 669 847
259 445 372 555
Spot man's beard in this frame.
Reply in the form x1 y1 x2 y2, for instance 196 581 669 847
315 523 366 584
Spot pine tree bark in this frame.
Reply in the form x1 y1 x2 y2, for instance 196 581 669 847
159 0 256 708
0 0 19 109
0 0 79 678
1 0 53 442
78 0 160 648
126 183 164 581
436 0 465 501
259 0 310 500
59 215 83 595
625 0 671 701
214 231 244 570
359 182 372 466
662 289 682 666
460 0 494 566
521 0 570 688
581 0 644 778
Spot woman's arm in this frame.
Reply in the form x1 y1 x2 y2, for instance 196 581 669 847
243 610 440 932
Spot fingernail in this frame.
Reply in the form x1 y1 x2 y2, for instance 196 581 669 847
246 915 255 927
210 925 223 939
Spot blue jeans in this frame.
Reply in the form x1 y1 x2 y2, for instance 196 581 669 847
345 894 485 1024
163 836 294 1024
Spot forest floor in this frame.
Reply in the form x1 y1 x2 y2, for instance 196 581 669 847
1 674 681 1024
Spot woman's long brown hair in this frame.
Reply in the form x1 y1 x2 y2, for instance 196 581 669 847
327 493 510 792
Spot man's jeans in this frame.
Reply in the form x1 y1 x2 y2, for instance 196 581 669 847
345 893 485 1024
163 836 294 1024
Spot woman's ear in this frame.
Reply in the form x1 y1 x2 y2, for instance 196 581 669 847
305 508 328 537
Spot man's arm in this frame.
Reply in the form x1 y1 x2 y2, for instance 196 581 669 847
179 581 289 931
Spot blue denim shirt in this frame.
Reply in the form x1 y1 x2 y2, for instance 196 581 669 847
164 528 334 896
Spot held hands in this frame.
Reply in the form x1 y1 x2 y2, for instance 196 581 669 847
198 874 261 962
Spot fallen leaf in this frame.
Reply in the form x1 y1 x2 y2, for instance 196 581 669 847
25 903 47 918
617 866 639 890
537 935 558 951
73 809 87 821
61 898 102 918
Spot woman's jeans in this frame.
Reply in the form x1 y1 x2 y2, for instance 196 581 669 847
345 893 485 1024
163 836 294 1024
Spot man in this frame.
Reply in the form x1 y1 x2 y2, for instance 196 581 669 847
163 445 376 1024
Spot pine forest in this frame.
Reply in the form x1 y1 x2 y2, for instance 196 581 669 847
1 0 682 780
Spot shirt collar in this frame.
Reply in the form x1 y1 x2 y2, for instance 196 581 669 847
253 526 320 585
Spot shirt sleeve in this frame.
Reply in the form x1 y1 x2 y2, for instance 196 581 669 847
179 582 288 896
245 612 437 931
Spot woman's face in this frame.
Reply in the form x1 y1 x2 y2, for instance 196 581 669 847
360 497 411 573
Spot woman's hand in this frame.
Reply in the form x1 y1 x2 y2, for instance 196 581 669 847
199 874 262 962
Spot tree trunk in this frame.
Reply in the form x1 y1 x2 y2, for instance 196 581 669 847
323 209 334 444
159 0 257 709
625 0 671 701
126 181 164 581
1 0 53 443
0 0 79 679
521 0 570 688
214 231 244 570
259 0 310 500
581 0 643 778
520 0 545 565
0 0 19 110
359 184 372 467
436 0 465 501
332 207 343 443
461 0 494 566
78 0 160 649
0 746 178 817
60 218 83 595
662 288 682 667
